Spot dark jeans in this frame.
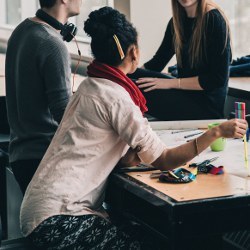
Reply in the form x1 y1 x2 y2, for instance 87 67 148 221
11 159 41 195
142 88 218 120
128 68 222 120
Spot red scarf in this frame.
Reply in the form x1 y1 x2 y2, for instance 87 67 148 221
87 61 148 114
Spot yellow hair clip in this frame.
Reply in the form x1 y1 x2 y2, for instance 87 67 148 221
113 34 125 60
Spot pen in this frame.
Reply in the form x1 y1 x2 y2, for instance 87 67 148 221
246 128 249 142
171 129 196 134
184 131 203 139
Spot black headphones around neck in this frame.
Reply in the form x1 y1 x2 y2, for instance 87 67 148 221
35 9 77 42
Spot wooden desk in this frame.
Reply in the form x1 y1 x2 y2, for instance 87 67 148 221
228 77 250 100
0 53 5 97
226 77 250 118
0 54 8 132
106 121 250 250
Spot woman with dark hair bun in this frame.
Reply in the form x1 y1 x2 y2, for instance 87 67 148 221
20 6 246 249
84 6 138 67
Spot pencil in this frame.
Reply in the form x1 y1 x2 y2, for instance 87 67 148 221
184 131 203 139
235 102 249 170
243 134 249 169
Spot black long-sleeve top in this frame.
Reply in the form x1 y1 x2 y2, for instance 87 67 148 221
144 9 231 118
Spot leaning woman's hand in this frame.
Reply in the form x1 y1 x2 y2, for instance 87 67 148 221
117 147 141 168
136 78 170 92
217 119 247 138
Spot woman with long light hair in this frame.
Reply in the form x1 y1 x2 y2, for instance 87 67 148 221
133 0 231 120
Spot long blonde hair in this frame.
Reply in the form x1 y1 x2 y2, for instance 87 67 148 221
171 0 230 68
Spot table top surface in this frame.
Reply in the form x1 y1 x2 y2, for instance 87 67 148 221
229 77 250 92
0 53 5 96
110 121 250 208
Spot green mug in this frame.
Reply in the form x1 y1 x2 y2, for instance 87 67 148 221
208 122 226 152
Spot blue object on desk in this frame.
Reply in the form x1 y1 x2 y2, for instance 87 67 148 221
229 55 250 77
159 168 197 183
246 128 250 142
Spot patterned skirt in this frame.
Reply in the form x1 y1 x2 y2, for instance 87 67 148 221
28 214 160 250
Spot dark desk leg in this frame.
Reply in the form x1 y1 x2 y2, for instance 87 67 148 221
0 142 9 241
0 97 9 134
168 232 223 250
0 165 7 240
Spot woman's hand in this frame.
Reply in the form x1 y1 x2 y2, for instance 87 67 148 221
136 78 172 92
217 119 247 139
117 147 141 168
136 76 203 91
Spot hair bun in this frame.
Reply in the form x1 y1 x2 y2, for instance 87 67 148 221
83 6 137 66
84 7 125 38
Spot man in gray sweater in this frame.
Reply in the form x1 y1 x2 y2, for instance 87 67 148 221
5 0 82 194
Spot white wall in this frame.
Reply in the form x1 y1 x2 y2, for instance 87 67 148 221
75 0 174 68
114 0 130 20
129 0 172 67
115 0 249 70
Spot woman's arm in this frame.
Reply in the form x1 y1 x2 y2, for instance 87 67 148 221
109 98 247 170
117 116 246 169
198 10 231 92
152 119 247 171
137 11 231 92
136 76 203 92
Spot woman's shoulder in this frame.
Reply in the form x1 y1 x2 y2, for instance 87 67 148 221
205 9 227 32
165 17 174 34
206 9 226 23
168 17 174 27
79 77 133 103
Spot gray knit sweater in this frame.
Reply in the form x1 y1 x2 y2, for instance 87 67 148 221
5 18 71 162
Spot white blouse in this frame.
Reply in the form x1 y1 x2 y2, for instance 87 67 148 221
20 77 166 236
